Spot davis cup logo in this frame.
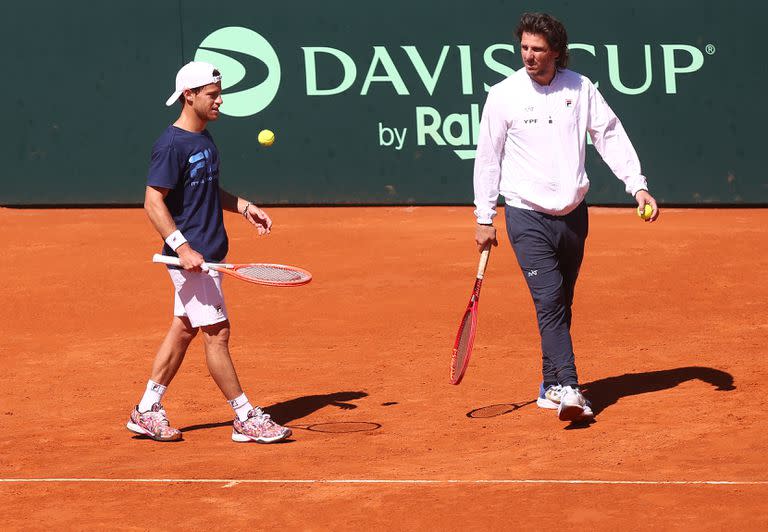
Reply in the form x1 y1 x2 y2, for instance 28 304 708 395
194 27 281 117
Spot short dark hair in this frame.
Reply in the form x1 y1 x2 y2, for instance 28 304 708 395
178 69 222 105
515 13 569 69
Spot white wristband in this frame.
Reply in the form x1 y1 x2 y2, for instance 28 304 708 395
242 201 252 217
165 230 187 251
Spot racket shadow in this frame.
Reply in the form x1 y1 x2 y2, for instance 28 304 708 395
466 400 536 419
286 421 381 434
178 391 369 432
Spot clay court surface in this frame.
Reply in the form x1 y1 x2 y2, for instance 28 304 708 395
1 206 767 529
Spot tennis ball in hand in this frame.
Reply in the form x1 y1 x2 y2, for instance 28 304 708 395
258 129 275 147
637 204 653 220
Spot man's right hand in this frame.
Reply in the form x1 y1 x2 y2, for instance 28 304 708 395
176 244 205 272
475 224 498 252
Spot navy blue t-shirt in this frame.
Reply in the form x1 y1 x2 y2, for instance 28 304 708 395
146 126 228 262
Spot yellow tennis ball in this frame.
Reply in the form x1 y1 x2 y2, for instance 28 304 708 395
258 129 275 147
637 204 653 220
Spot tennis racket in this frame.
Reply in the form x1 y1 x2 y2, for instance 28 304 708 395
449 245 491 385
152 254 312 287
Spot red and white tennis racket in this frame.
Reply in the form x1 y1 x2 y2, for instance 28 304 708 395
152 254 312 287
449 246 491 385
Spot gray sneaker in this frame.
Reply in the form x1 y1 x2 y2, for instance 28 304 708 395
539 383 594 420
557 386 593 421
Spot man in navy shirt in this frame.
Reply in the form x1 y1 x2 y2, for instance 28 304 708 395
126 61 291 443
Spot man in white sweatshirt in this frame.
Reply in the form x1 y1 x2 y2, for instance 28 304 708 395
473 12 659 422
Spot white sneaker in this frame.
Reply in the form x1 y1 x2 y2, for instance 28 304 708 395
558 386 590 421
538 383 594 420
536 383 564 409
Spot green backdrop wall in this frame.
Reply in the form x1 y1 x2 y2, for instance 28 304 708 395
3 1 765 205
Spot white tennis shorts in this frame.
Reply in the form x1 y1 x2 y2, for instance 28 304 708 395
167 267 228 328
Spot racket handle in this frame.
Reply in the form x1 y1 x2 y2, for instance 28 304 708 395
477 246 491 279
152 253 181 266
151 253 222 272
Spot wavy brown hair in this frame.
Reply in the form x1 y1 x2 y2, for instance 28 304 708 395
515 12 569 69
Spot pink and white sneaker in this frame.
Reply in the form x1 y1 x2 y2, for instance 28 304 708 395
126 403 182 442
232 407 291 443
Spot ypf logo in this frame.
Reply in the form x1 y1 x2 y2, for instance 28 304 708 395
194 27 281 117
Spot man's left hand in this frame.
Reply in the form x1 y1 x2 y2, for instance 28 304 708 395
244 204 273 235
635 190 660 222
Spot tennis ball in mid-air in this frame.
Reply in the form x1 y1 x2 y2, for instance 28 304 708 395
258 129 275 147
638 204 653 220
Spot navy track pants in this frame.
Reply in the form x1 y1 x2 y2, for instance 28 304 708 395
504 201 588 387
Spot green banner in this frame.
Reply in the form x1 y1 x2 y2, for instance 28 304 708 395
3 1 765 205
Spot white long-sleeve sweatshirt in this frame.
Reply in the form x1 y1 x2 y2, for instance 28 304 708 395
473 68 648 223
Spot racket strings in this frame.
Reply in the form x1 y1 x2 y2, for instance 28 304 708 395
454 312 473 368
237 265 309 283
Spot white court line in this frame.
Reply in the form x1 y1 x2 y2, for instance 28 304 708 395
1 478 768 485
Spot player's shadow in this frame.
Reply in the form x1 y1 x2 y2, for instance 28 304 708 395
465 366 734 426
264 391 369 423
581 366 735 416
178 391 369 432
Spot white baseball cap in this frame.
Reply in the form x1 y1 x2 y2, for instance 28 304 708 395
165 61 222 106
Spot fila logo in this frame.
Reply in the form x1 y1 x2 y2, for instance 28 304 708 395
527 269 538 277
524 118 537 124
228 397 245 408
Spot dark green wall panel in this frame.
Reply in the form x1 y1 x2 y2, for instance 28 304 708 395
3 1 765 205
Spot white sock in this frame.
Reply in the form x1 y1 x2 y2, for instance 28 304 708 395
138 380 167 412
228 393 254 421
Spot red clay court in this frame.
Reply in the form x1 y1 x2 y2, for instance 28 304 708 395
1 206 767 529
